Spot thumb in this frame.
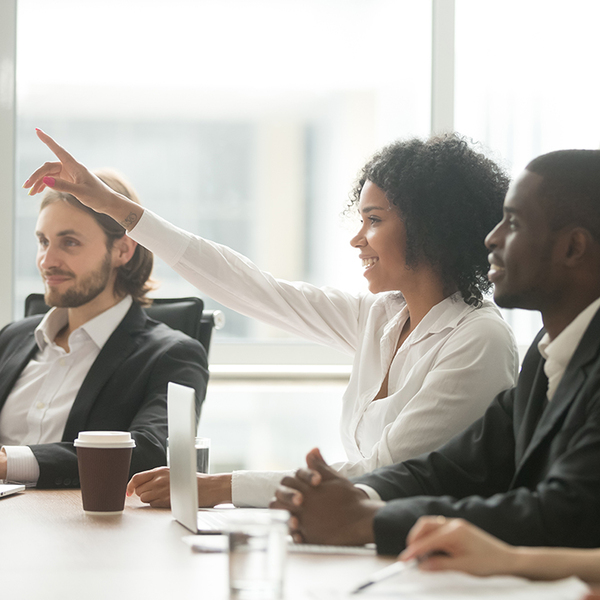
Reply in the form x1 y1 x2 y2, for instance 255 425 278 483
305 447 338 481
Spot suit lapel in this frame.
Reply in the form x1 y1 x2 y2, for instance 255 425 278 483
62 304 147 441
514 358 548 463
515 308 600 474
0 331 39 411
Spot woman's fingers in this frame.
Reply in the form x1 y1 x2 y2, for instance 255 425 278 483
24 161 64 195
136 475 171 507
126 468 162 497
401 518 459 562
405 515 447 547
35 128 80 168
25 130 87 197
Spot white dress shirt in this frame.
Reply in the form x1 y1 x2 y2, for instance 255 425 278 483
0 296 132 485
129 210 519 507
537 296 600 401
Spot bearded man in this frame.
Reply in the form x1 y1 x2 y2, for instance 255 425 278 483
0 171 208 488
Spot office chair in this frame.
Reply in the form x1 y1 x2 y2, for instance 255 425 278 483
24 293 224 357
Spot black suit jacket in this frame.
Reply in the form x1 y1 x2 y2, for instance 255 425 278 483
354 307 600 555
0 303 208 488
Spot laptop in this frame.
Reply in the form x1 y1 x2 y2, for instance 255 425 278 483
168 382 263 534
166 383 377 555
0 483 26 498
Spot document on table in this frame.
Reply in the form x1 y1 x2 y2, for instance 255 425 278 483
311 568 590 600
183 535 377 555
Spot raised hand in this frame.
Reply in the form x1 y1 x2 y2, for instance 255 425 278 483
24 129 144 230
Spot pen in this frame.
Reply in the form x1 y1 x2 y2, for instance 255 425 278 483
350 558 418 594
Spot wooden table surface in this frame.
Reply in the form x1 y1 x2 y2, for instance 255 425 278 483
0 489 392 600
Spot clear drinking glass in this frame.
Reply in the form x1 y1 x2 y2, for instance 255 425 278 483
226 509 289 600
166 436 210 473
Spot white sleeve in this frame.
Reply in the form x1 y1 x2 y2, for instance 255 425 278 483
331 315 519 479
2 446 40 486
354 484 382 501
129 210 364 354
231 470 294 508
230 469 383 507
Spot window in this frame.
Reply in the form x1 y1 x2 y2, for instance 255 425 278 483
15 0 432 352
455 0 600 347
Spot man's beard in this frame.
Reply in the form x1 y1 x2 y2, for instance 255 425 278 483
43 251 113 308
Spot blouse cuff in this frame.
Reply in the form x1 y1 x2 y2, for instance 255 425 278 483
231 470 294 508
127 209 191 266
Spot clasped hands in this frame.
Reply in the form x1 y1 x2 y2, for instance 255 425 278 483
269 447 382 546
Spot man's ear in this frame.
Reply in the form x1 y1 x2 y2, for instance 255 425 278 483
112 235 137 267
563 227 593 266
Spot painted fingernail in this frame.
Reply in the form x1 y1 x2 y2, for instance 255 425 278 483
22 179 30 188
43 176 55 187
35 127 41 132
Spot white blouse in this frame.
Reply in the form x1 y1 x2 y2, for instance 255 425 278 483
129 210 519 507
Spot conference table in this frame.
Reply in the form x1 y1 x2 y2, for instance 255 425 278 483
1 489 393 599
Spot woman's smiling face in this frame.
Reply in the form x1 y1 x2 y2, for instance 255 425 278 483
350 180 409 293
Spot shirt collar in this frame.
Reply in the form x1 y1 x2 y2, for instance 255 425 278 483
422 291 487 336
34 296 133 352
381 291 481 345
538 295 600 365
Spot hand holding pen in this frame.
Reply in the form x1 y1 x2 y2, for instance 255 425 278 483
399 516 516 577
351 515 517 593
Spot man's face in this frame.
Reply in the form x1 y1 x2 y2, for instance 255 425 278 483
485 170 561 311
35 201 116 308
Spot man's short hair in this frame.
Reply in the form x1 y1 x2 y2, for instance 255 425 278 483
526 149 600 243
39 169 154 304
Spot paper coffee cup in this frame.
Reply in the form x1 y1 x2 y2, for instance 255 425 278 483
74 431 136 515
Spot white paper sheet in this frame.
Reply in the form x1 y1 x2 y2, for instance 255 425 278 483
312 568 590 600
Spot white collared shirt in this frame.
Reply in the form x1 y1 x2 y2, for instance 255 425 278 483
129 210 519 507
0 296 133 484
538 296 600 401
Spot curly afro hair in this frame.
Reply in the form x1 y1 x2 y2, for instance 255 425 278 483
348 133 509 306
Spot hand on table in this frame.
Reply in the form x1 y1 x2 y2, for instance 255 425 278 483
127 467 233 508
23 129 144 230
269 447 382 546
400 517 516 577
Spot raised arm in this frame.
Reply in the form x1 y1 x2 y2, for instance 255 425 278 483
25 130 364 352
24 129 144 230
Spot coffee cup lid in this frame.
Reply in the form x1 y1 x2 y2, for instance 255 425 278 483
74 431 136 449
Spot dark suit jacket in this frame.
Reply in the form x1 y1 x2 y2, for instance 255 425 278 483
354 307 600 555
0 302 209 488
